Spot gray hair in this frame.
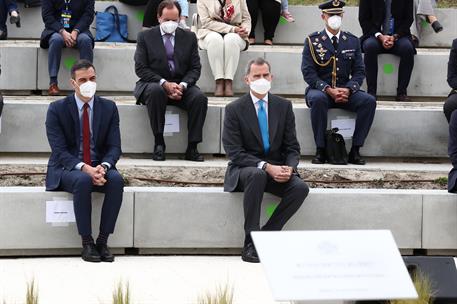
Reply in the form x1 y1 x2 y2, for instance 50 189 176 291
245 58 272 75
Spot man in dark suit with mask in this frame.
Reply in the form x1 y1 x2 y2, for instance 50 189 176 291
302 0 376 165
45 60 124 263
134 0 208 162
223 58 309 263
359 0 416 101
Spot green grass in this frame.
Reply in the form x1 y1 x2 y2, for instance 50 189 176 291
112 281 131 304
289 0 457 8
390 271 434 304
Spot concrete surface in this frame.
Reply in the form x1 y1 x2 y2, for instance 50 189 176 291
0 41 37 90
132 187 424 249
0 102 222 154
0 187 134 249
423 191 457 249
6 3 457 48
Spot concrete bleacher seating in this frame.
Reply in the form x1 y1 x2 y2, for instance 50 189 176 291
0 187 455 254
0 100 449 157
0 42 452 97
6 2 457 48
0 101 222 154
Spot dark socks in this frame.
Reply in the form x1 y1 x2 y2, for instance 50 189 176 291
351 145 361 154
155 134 165 146
50 76 58 85
96 232 110 245
187 142 198 151
82 235 94 246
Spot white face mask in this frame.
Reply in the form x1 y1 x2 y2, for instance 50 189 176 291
249 78 271 95
327 15 342 31
79 81 97 98
160 20 179 34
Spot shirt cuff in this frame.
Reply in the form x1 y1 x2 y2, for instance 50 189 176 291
375 32 382 38
179 82 188 89
160 79 167 86
102 162 112 169
75 162 85 170
257 161 266 170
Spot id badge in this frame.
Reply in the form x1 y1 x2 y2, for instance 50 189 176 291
61 9 72 29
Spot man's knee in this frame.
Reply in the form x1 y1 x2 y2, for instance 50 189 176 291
292 179 309 200
49 33 64 47
106 170 124 189
77 33 92 47
74 172 93 189
307 90 328 109
362 38 381 54
144 83 167 103
187 88 208 108
242 167 268 184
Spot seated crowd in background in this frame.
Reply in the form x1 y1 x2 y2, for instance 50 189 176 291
0 0 20 39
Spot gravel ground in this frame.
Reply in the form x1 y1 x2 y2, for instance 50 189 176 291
0 165 447 189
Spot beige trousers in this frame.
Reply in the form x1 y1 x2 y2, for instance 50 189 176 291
199 32 247 80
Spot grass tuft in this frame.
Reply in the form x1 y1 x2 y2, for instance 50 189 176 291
26 278 39 304
390 270 434 304
197 283 234 304
112 281 131 304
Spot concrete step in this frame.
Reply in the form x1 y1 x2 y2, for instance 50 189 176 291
0 99 449 157
0 187 455 253
6 2 457 48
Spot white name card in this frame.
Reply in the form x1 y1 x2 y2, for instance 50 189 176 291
252 230 418 302
164 113 180 134
46 200 76 223
331 118 355 138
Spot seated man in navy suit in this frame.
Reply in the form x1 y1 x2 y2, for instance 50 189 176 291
45 60 124 263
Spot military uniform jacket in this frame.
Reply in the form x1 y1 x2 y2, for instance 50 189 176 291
301 29 365 94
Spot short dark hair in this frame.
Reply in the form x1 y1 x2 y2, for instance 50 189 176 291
71 60 96 79
245 58 271 75
157 0 181 18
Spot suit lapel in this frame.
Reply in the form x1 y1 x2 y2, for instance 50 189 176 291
320 30 335 53
67 95 80 149
173 29 181 73
92 96 101 145
242 95 263 147
267 94 279 144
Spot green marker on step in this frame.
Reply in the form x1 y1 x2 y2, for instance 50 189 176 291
63 57 77 70
383 63 394 74
266 203 278 218
278 15 288 25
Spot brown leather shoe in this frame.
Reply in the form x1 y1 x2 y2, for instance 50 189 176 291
224 79 234 97
48 83 60 96
214 79 224 97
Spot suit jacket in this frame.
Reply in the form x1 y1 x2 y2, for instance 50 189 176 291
45 95 122 191
359 0 414 43
133 26 202 104
196 0 251 46
448 38 457 94
40 0 95 49
302 30 365 94
222 93 300 192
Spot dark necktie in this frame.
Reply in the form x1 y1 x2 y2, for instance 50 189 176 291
332 36 339 51
257 100 270 154
164 34 175 73
383 0 392 34
82 103 91 165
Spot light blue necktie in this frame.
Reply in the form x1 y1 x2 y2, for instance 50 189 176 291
257 100 270 154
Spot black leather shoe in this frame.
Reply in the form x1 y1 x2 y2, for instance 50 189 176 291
348 149 366 165
9 12 20 28
311 148 326 164
153 144 166 161
97 244 115 262
81 243 101 263
431 21 443 33
241 242 260 263
0 29 7 40
395 94 411 102
185 148 204 162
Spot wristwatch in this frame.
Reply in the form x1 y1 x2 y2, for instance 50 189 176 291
262 162 268 171
101 164 109 172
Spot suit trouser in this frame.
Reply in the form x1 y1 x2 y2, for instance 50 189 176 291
48 31 93 84
306 89 377 149
362 36 415 96
236 167 309 244
198 32 247 80
142 83 208 144
443 93 457 123
247 0 281 41
0 0 17 32
60 169 124 237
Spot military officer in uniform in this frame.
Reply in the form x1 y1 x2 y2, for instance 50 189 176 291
301 0 376 165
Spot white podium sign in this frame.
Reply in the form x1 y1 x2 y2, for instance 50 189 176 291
252 230 418 302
